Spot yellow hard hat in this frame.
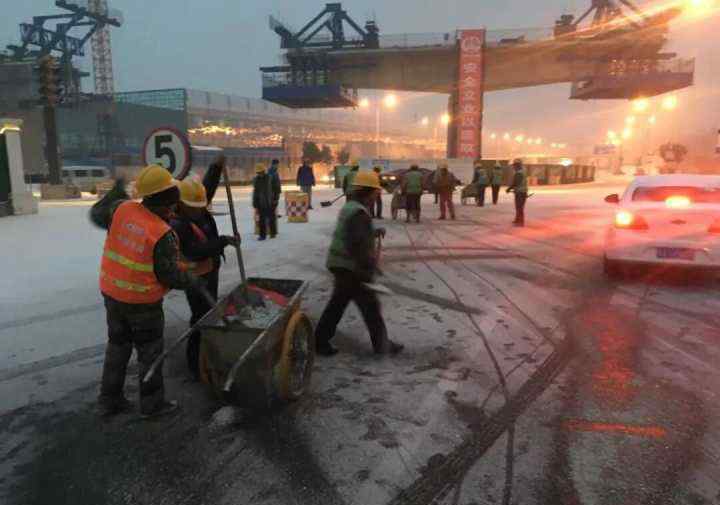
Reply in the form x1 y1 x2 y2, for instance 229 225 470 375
135 164 178 198
255 163 266 174
352 170 382 190
178 179 207 208
438 162 448 169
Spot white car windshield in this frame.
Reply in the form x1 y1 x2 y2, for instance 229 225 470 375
632 186 720 203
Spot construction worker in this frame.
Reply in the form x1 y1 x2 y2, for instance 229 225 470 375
506 159 529 226
491 162 504 205
343 163 360 202
401 164 424 223
315 170 404 356
170 157 240 379
433 163 456 220
90 164 203 419
296 158 316 209
472 162 489 207
372 165 384 219
253 163 280 240
268 158 282 216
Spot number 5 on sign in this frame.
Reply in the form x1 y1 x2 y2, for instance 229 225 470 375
142 127 192 179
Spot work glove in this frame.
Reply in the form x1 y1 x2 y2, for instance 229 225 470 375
189 274 207 292
374 227 387 239
506 188 512 194
221 235 241 248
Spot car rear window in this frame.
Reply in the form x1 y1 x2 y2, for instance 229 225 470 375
632 186 720 203
91 169 106 177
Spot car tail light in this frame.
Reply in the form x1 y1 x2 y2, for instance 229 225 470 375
709 219 720 234
615 210 648 230
665 195 691 209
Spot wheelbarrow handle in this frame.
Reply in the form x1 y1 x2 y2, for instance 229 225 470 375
142 285 223 384
222 330 267 392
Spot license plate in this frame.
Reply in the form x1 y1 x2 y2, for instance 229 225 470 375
657 247 695 260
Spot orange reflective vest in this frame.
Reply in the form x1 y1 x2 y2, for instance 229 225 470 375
179 222 214 276
100 201 172 304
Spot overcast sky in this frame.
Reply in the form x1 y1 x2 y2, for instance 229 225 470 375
2 1 718 149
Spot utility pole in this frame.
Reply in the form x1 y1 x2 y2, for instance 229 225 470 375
35 55 64 185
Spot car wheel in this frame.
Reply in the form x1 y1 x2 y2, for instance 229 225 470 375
603 256 623 280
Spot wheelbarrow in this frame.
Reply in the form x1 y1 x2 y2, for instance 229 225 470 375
196 277 315 407
390 190 407 220
460 184 479 205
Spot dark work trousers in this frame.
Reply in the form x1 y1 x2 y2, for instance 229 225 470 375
184 267 219 377
439 190 455 219
405 194 422 222
100 296 165 415
514 192 528 225
315 269 388 352
300 185 313 208
373 193 383 218
476 184 487 206
257 206 277 239
491 185 501 205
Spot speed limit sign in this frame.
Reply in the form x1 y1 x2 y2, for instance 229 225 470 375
142 126 192 179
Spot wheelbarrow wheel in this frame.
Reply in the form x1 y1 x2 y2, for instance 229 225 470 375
275 311 315 402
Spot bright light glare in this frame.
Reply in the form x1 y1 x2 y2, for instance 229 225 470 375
615 211 634 227
607 130 617 139
503 133 511 140
490 132 497 139
632 98 649 113
648 115 657 125
626 116 636 125
516 135 525 143
421 116 429 126
662 95 678 111
383 94 397 108
440 113 450 125
359 98 370 108
622 128 633 139
684 0 715 17
560 158 573 167
665 195 691 208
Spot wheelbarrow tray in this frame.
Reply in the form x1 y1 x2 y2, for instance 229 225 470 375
197 277 313 408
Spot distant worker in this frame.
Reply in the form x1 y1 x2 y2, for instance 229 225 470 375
343 163 360 202
433 163 456 220
472 162 489 207
491 162 504 205
253 163 280 240
372 165 384 219
296 158 316 209
91 164 204 419
315 170 404 356
401 164 424 223
268 158 282 215
170 156 240 380
506 159 529 226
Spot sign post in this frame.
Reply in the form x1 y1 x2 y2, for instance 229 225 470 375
142 126 192 179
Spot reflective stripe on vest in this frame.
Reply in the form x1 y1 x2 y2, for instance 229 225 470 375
326 200 373 273
99 201 172 304
179 222 214 276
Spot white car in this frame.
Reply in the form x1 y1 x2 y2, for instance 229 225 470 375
604 174 720 276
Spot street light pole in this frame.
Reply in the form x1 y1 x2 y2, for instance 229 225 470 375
376 105 381 159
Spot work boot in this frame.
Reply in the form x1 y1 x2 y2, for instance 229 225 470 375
140 400 180 420
316 342 339 356
98 396 133 418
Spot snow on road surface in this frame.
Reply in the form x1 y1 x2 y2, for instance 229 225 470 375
2 181 720 505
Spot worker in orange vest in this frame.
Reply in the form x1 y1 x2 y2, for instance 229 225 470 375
171 157 240 379
90 164 204 419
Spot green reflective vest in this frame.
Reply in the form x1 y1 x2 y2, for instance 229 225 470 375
404 170 424 194
492 166 503 186
326 200 374 273
474 168 489 185
344 170 358 194
515 169 529 194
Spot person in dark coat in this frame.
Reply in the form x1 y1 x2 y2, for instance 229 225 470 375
507 159 529 226
471 163 489 207
371 165 384 219
268 159 282 216
315 170 404 356
296 158 316 209
253 163 280 240
170 155 240 379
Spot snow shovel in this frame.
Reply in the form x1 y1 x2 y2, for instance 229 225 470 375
321 194 345 208
363 282 394 296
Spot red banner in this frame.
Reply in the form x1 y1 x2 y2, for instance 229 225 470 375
456 30 486 160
